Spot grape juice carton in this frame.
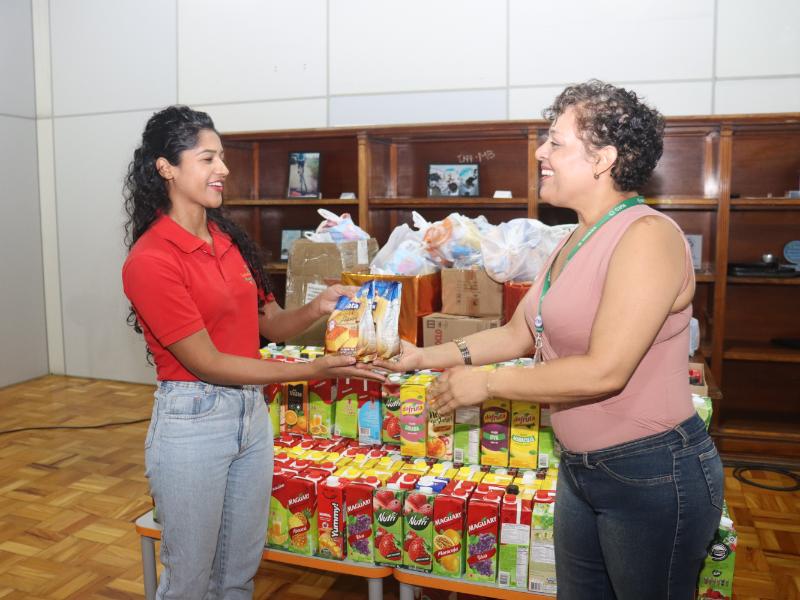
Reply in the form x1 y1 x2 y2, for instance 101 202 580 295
373 484 405 566
403 488 435 572
381 373 407 444
509 401 539 469
334 378 362 439
264 383 283 437
431 491 467 578
480 397 511 467
345 478 380 563
697 505 737 600
317 476 347 560
308 378 336 438
465 491 502 582
285 473 321 556
498 493 532 589
400 374 435 458
453 405 481 465
267 466 298 549
528 498 556 595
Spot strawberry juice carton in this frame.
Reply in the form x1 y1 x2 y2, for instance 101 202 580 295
345 477 380 563
403 487 435 572
317 475 347 560
400 374 435 458
480 398 511 467
308 378 336 439
431 489 468 578
465 491 502 582
498 492 532 589
373 484 405 566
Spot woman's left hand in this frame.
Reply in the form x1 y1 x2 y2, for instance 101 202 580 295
428 366 490 415
313 284 359 317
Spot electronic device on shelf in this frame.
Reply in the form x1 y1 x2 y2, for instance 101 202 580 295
727 262 800 277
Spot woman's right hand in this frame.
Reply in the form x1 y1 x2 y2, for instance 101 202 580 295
310 354 386 383
372 340 424 373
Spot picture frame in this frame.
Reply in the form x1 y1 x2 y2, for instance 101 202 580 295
287 151 321 198
280 229 312 261
427 163 480 197
685 234 703 271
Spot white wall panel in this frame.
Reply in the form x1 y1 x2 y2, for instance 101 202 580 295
715 78 800 115
510 0 714 86
0 116 48 387
623 81 713 116
330 0 506 95
330 90 507 126
178 0 327 105
54 111 157 384
50 0 176 116
0 0 35 117
717 0 800 78
197 99 327 133
509 86 568 120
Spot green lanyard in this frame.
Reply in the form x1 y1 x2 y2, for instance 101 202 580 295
534 195 644 337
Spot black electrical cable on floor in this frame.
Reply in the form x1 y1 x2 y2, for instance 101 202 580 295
723 460 800 492
0 418 150 436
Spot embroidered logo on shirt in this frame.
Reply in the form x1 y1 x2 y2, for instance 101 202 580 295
241 269 255 285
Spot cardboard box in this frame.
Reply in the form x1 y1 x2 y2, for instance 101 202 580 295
341 271 441 345
442 268 503 317
285 238 378 345
422 313 502 347
689 361 709 397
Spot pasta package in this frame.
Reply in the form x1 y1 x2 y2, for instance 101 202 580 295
373 281 402 360
325 282 376 362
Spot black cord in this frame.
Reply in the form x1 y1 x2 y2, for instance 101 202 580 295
0 418 150 436
724 460 800 492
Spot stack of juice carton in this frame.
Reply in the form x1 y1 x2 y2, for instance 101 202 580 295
697 502 736 600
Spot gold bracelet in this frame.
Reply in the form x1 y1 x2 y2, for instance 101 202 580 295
453 337 472 365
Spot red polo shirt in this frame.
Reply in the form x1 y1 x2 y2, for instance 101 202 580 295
122 215 274 381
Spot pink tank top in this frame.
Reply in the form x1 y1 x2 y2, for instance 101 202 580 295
523 204 695 452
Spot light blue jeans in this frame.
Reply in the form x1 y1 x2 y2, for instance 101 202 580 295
145 381 273 600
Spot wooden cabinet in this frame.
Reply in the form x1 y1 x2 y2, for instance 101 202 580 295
221 114 800 462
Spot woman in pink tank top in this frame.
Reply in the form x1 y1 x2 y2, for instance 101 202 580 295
377 80 723 599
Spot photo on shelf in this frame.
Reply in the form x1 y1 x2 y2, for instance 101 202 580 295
427 164 480 197
685 234 703 270
287 151 321 198
280 229 312 260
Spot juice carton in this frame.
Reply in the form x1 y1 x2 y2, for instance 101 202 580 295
308 378 336 438
403 488 435 572
481 397 511 467
400 460 430 475
264 383 283 437
528 498 556 595
427 407 454 461
498 493 532 588
288 458 313 473
381 373 408 444
345 478 380 563
317 476 347 560
537 426 560 470
388 472 420 490
453 405 481 465
428 462 457 480
376 455 405 472
334 465 363 480
540 405 552 427
465 491 501 582
358 381 383 446
285 473 320 556
267 466 297 549
697 504 737 600
454 465 485 483
373 484 405 566
361 469 393 486
400 374 435 458
415 475 449 493
431 491 467 577
482 472 514 489
509 402 539 469
285 381 309 434
334 378 362 439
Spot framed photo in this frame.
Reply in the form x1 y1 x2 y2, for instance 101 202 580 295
427 164 480 197
287 151 321 198
280 229 312 260
685 234 703 270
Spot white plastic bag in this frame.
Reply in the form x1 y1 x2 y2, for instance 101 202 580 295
420 212 489 268
304 208 370 243
370 223 438 275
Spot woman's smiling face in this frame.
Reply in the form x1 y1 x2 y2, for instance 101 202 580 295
165 128 229 210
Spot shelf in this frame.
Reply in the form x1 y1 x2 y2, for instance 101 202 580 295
715 417 800 442
695 268 715 283
369 197 527 208
266 262 288 273
731 197 800 208
728 275 800 285
225 198 359 207
394 567 551 600
644 196 718 208
723 340 800 363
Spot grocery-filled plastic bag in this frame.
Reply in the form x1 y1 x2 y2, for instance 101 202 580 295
416 212 490 268
304 208 370 243
370 223 438 276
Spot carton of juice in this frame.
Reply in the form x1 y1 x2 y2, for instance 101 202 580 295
400 374 434 458
403 488 435 572
317 476 347 560
381 373 407 444
427 407 454 461
358 382 383 446
345 478 380 563
334 378 362 439
264 383 283 437
465 491 501 582
453 406 481 465
509 402 539 469
308 378 336 438
388 472 420 490
267 466 297 549
697 504 737 600
431 491 467 577
454 465 485 483
498 493 532 588
528 498 556 594
373 484 405 566
285 381 309 434
285 473 321 556
334 465 363 480
480 397 511 467
537 426 560 470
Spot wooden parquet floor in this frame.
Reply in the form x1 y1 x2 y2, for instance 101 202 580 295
0 375 796 599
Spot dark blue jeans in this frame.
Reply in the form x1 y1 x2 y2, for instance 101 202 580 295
554 413 723 600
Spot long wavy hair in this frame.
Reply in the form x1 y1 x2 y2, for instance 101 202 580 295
123 105 271 353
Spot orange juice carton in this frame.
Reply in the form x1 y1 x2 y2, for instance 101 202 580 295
400 374 435 458
480 397 511 467
358 381 383 446
267 466 297 549
334 378 363 439
388 472 420 490
373 484 405 566
432 491 467 577
403 488 435 571
509 402 539 469
528 496 556 594
382 373 408 444
308 378 336 438
285 381 309 434
465 491 502 582
317 476 347 560
427 407 454 461
498 492 532 588
453 405 481 465
285 473 321 556
264 383 283 437
345 478 380 563
334 465 363 480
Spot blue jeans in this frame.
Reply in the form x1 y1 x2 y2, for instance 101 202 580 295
554 413 723 600
145 382 273 600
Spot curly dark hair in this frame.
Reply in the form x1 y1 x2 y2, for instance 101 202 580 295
123 105 271 353
543 79 665 191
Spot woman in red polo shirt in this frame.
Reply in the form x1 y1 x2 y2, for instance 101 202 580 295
122 105 377 600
